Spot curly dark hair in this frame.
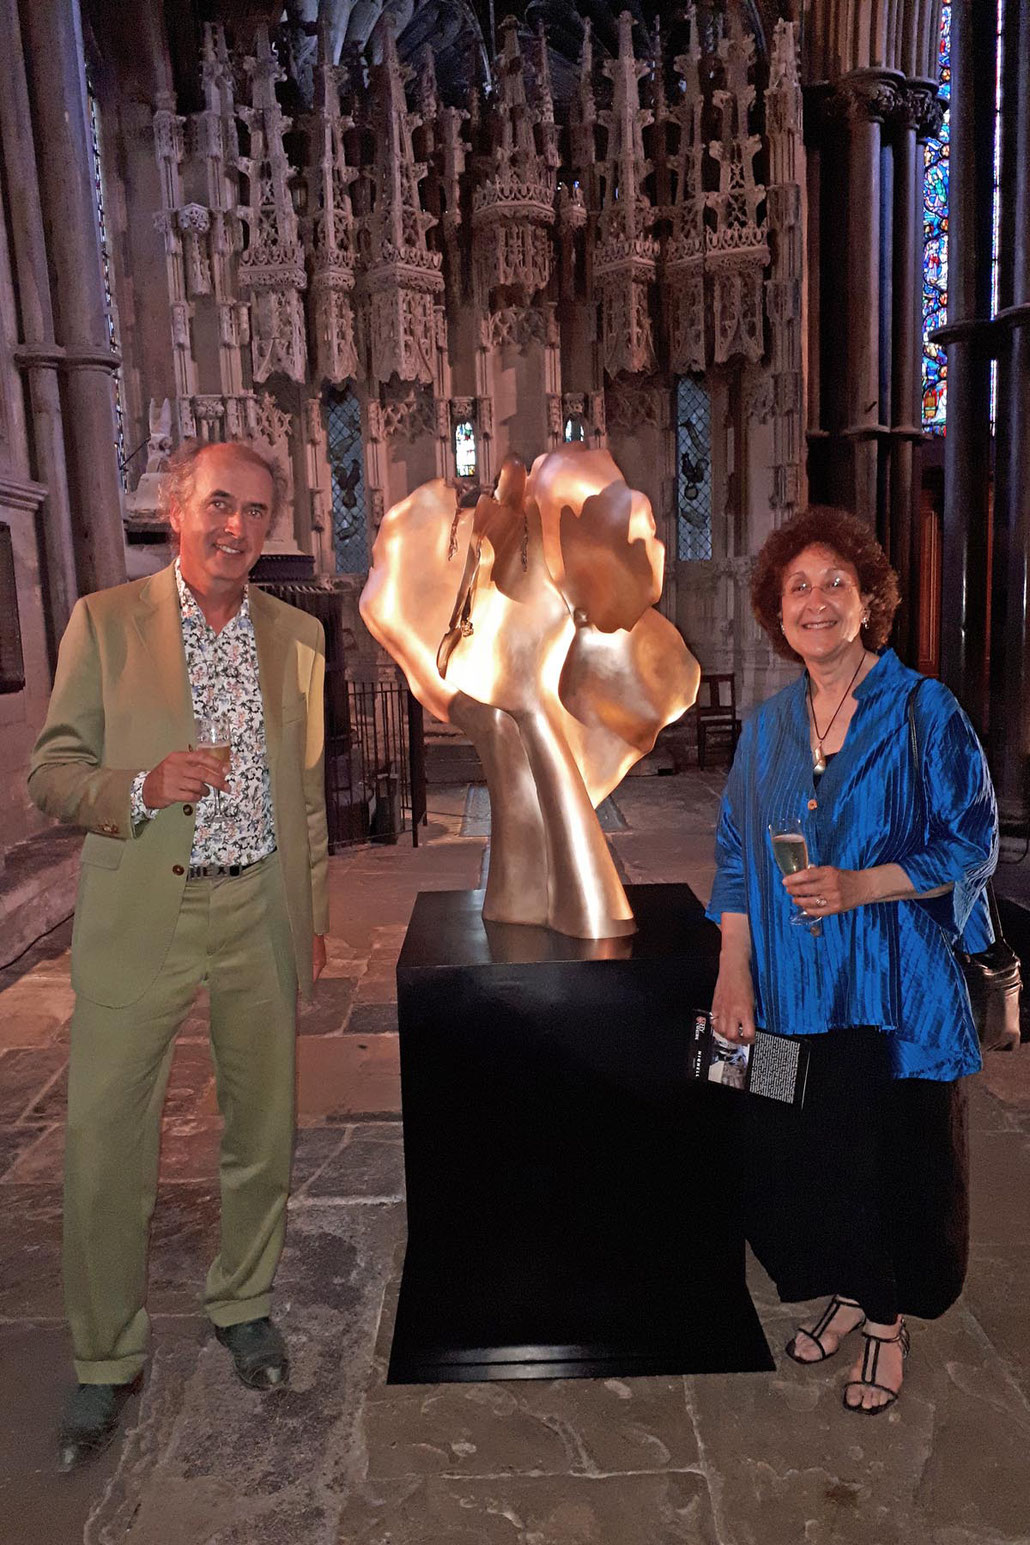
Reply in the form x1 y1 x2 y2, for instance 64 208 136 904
751 506 901 663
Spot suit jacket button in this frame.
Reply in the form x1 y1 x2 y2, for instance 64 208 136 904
173 864 185 875
183 804 193 816
807 798 818 810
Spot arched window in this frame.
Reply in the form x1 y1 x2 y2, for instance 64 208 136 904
676 377 712 561
564 416 585 443
324 385 369 572
454 420 477 478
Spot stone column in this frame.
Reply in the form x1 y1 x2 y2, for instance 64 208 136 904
0 0 78 650
17 0 126 595
834 71 902 531
888 82 943 664
987 0 1030 825
935 0 996 732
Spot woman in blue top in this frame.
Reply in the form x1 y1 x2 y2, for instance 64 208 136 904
708 506 997 1416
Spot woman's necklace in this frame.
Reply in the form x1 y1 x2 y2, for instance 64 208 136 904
807 652 869 772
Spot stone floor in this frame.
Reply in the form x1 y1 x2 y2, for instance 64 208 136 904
1 771 1028 1545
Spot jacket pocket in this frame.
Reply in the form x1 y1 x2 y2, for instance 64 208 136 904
80 832 125 869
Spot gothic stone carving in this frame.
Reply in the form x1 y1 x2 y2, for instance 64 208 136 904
666 9 707 373
380 383 437 441
306 24 358 383
472 19 557 312
706 7 770 365
359 24 443 386
237 28 308 384
595 12 658 378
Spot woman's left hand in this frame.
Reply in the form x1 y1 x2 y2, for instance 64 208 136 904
782 865 868 917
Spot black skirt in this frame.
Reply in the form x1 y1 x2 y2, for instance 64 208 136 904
740 1026 969 1323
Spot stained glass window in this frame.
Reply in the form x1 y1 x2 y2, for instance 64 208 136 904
564 416 585 442
87 79 127 484
990 0 1003 425
676 377 712 561
922 0 1004 433
324 386 369 572
454 420 477 478
921 4 950 433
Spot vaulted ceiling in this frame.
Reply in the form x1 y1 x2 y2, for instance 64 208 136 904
167 0 784 108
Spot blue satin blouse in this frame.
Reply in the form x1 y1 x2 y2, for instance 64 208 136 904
706 649 998 1080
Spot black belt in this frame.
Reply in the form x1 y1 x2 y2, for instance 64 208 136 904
187 853 272 879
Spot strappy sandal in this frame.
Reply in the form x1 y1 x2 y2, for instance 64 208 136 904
785 1296 865 1364
842 1318 910 1414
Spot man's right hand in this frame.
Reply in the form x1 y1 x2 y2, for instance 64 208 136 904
141 751 229 810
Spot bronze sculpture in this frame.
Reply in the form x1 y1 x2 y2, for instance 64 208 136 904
360 445 700 938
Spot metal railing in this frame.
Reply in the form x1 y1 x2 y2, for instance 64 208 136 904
253 575 426 850
329 671 426 850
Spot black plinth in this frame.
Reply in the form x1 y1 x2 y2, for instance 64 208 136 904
388 884 774 1383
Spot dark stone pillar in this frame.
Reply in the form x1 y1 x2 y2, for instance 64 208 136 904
988 0 1030 826
935 0 996 733
0 0 78 652
17 0 126 595
811 72 902 530
837 72 902 530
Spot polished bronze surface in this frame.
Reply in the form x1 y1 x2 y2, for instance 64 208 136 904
360 445 699 937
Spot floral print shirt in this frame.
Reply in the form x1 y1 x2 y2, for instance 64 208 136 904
130 561 277 866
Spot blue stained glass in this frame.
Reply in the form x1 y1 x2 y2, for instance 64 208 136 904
324 386 369 573
564 416 585 443
676 377 712 562
454 420 477 478
922 3 950 434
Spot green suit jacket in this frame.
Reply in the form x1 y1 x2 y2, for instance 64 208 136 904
28 563 329 1008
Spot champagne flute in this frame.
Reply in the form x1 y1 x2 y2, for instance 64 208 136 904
768 818 822 937
194 714 232 817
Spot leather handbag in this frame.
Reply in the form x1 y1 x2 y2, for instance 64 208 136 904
907 684 1021 1052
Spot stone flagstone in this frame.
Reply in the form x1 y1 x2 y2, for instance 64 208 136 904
0 774 1026 1544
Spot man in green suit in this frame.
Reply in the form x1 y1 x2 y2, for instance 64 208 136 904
28 440 329 1470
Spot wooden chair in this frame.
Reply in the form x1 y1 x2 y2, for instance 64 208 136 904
696 673 741 769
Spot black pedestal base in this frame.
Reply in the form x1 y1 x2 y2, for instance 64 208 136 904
388 885 774 1383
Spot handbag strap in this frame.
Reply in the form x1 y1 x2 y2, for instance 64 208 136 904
905 679 1005 944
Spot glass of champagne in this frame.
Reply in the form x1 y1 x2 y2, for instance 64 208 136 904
194 714 232 817
768 818 822 936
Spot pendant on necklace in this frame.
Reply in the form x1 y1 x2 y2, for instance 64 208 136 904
813 745 827 774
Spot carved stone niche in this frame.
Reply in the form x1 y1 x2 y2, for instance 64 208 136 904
380 382 437 442
484 305 551 354
124 398 174 527
605 378 671 436
546 394 563 438
745 367 774 426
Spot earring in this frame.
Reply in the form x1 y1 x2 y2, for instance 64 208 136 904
779 619 785 633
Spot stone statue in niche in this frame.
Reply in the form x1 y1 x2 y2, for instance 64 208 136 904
123 398 174 524
360 446 700 938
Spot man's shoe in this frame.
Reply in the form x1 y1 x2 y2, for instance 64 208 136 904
214 1317 289 1390
57 1380 136 1472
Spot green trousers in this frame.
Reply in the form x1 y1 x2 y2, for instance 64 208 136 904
64 853 298 1384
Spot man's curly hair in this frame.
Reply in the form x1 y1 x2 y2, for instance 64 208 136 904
160 439 286 541
751 506 901 664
